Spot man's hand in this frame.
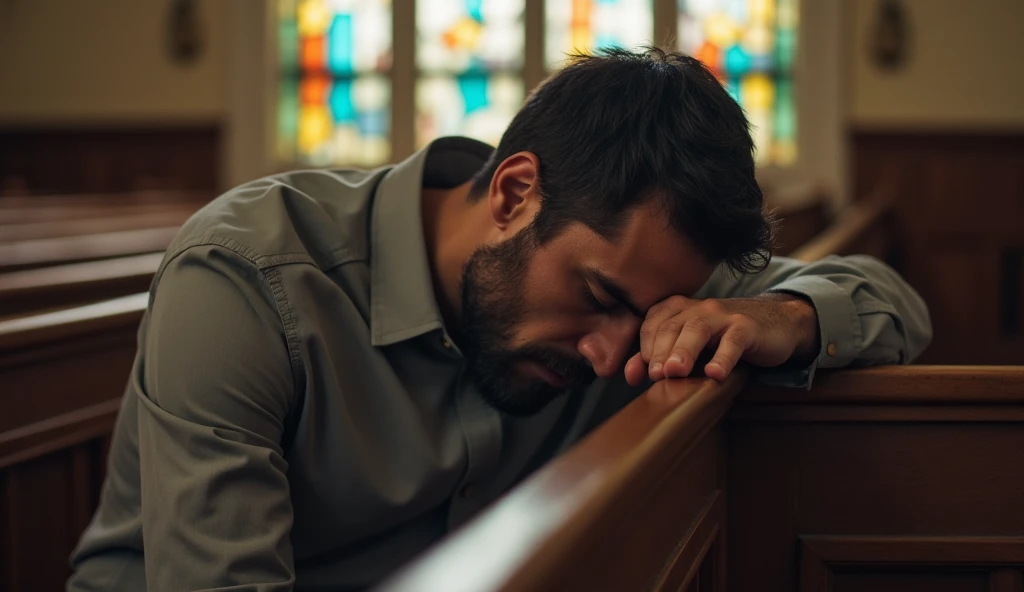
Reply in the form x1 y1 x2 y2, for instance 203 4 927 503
623 293 820 385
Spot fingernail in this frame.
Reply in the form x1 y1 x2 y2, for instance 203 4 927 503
650 362 663 374
668 354 682 364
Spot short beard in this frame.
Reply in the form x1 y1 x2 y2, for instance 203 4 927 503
459 224 595 417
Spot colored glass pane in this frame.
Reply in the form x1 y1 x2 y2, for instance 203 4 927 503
279 0 392 166
283 75 390 167
545 0 654 69
417 0 525 73
677 0 798 166
415 0 525 148
416 74 524 149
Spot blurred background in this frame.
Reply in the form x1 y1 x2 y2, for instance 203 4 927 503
0 1 1022 588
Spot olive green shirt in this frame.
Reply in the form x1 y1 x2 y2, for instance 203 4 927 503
68 137 932 592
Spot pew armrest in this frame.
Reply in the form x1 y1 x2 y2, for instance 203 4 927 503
379 373 747 592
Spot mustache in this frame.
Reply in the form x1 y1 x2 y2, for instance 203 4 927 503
516 344 596 386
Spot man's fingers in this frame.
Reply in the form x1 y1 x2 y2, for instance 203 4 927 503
638 295 692 362
654 316 720 380
624 352 647 386
704 322 755 381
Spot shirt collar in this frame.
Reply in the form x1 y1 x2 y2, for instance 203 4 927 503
369 136 494 346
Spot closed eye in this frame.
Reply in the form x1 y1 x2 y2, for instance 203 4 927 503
582 285 615 314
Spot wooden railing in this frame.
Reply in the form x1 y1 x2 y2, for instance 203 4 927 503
791 193 893 262
380 366 1024 592
0 253 162 316
381 373 746 592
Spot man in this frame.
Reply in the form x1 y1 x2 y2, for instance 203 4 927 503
69 48 931 591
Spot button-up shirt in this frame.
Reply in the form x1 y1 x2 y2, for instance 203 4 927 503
68 137 932 592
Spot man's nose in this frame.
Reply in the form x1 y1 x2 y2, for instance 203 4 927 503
577 316 642 379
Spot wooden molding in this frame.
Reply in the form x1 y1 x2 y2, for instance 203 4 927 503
648 491 725 591
799 536 1024 592
0 292 148 356
742 366 1024 404
800 535 1024 565
0 227 178 272
378 373 745 592
0 398 121 469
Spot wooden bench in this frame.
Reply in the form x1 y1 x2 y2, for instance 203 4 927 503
0 293 146 592
380 366 1024 592
0 207 196 243
0 227 179 273
0 190 908 589
0 253 164 316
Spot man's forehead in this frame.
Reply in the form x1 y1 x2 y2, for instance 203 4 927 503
579 224 715 309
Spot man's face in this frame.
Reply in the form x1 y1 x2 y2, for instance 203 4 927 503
460 203 717 417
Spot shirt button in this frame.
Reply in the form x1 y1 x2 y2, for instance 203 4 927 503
442 337 453 350
826 343 837 357
459 484 476 499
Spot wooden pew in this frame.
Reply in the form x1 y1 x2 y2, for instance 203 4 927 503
791 192 894 262
0 189 908 589
0 294 147 592
730 366 1024 592
0 253 163 316
379 366 1024 592
0 207 195 243
380 374 743 592
0 227 179 273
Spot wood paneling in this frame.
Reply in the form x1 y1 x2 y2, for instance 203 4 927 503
0 125 221 195
729 367 1024 592
0 295 144 591
852 130 1024 364
800 536 1024 592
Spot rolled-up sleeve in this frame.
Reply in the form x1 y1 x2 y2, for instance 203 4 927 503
138 245 298 590
695 255 933 388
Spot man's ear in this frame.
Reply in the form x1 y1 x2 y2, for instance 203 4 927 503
487 152 541 231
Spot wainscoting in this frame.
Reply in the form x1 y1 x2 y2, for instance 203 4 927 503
852 130 1024 365
0 124 221 196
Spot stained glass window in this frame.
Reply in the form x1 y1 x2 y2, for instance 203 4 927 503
416 0 526 148
677 0 798 166
278 0 392 167
545 0 654 69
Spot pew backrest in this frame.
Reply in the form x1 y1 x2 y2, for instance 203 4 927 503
0 293 147 592
0 252 163 316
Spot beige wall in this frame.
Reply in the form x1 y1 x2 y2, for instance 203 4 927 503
0 0 229 123
849 0 1024 128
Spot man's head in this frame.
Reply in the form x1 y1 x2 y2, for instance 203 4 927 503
456 47 774 416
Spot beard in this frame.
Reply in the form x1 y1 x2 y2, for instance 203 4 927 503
459 224 596 417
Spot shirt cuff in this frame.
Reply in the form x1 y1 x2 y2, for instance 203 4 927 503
757 275 864 389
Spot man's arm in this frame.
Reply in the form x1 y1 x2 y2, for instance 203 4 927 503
624 254 932 388
138 245 297 589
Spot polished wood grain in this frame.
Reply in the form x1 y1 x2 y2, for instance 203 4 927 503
799 536 1024 592
742 365 1024 403
380 372 745 592
0 195 208 225
0 207 194 242
0 252 163 315
0 125 220 195
730 365 1024 592
0 227 178 272
791 193 893 262
0 294 144 591
852 130 1024 365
